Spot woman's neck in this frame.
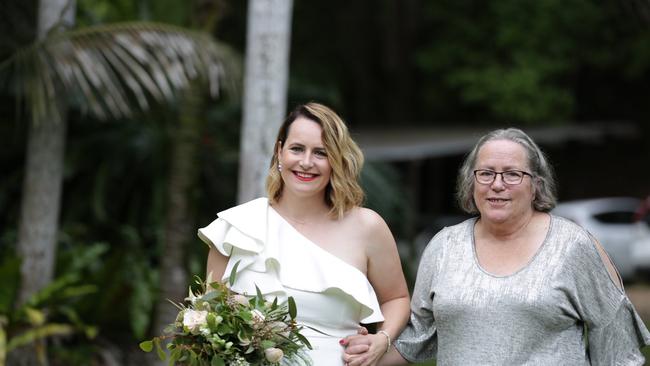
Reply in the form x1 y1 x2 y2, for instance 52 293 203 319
478 210 540 241
273 193 331 224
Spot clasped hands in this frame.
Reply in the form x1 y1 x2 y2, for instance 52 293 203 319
340 327 388 366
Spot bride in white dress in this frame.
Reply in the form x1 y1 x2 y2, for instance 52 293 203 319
198 102 410 365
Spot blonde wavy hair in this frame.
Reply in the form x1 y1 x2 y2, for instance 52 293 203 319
266 102 365 219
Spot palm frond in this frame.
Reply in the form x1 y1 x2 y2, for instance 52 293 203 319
1 21 240 124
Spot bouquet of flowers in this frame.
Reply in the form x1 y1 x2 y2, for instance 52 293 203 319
140 265 312 365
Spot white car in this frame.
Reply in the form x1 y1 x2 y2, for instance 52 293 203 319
552 197 650 281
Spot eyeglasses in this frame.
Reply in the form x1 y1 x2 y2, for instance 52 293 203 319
473 169 533 185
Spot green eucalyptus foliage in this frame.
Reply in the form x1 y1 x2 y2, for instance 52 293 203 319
141 272 311 365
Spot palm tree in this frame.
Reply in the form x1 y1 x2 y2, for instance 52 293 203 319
1 2 237 361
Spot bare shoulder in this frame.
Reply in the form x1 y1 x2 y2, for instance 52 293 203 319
344 207 396 252
345 206 390 232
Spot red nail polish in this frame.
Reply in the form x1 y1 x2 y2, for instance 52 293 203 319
339 339 346 345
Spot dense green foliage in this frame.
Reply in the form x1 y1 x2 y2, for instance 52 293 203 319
288 0 650 126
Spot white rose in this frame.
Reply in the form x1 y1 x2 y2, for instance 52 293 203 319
251 309 265 322
268 321 287 331
267 321 290 338
182 309 208 333
232 294 249 306
264 347 284 363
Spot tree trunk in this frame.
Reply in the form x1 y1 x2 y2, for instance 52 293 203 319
152 91 202 338
13 2 75 365
16 119 66 306
237 0 294 203
17 0 75 308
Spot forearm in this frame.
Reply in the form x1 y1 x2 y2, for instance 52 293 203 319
377 296 410 342
377 347 408 366
377 296 410 365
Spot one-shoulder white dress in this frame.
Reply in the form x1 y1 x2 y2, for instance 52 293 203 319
198 198 384 365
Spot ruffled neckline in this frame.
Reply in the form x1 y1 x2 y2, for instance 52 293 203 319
212 198 384 324
266 205 371 281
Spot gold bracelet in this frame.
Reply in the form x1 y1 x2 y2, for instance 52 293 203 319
377 330 391 353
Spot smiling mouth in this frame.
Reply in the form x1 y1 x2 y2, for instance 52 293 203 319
487 198 509 203
293 171 318 181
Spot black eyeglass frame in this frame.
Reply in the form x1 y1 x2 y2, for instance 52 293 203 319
473 169 533 185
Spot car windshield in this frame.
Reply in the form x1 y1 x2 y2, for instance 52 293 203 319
594 211 638 224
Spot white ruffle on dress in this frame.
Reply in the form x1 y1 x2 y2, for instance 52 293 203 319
198 198 384 365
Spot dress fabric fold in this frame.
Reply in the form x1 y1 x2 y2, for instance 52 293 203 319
198 198 384 365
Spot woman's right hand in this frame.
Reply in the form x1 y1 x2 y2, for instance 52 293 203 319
341 329 389 366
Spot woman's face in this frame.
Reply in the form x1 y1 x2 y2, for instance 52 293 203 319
473 139 536 225
277 116 332 199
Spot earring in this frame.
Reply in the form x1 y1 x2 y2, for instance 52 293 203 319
278 162 283 172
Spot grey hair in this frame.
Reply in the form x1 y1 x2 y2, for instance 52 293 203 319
456 128 557 214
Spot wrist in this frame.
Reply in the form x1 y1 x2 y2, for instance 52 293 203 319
377 330 391 353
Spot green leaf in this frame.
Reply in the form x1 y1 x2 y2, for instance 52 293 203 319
24 307 45 326
4 22 240 125
288 296 297 319
154 337 167 360
211 355 225 366
201 291 219 302
207 313 217 329
130 267 156 339
0 319 6 365
261 340 275 349
0 254 20 314
84 325 98 339
255 285 264 304
6 324 74 351
295 332 312 350
170 347 182 362
139 340 153 352
238 310 252 322
60 284 98 298
23 273 78 307
217 323 233 335
228 260 241 287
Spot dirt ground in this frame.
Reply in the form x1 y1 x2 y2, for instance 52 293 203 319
627 284 650 322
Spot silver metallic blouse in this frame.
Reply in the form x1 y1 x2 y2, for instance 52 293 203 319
395 215 650 365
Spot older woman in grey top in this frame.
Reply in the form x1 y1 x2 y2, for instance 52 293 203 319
344 128 650 366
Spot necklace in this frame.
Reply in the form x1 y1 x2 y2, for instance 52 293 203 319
272 201 330 228
284 215 307 226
